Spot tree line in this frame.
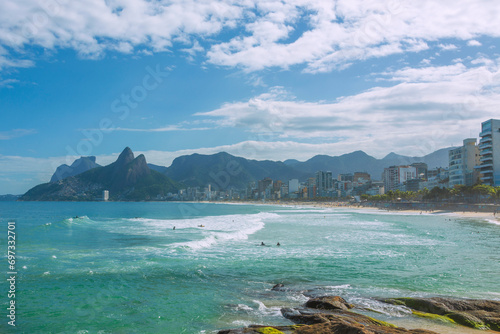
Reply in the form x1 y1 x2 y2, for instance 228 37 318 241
361 185 500 204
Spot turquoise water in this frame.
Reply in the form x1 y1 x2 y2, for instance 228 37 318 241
1 202 499 333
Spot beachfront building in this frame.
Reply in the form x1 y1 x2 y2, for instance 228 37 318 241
102 190 109 201
410 163 428 180
477 119 500 186
382 165 417 192
316 171 333 197
449 138 480 187
421 168 449 189
306 177 316 199
353 172 371 184
288 179 299 195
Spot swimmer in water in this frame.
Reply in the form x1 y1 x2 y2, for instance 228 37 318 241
277 242 280 246
261 242 265 246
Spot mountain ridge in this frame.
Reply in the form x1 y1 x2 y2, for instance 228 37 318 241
50 156 101 182
22 147 179 201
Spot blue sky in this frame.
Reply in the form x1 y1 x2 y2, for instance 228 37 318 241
1 0 500 194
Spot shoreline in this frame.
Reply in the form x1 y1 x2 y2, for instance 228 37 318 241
208 200 500 224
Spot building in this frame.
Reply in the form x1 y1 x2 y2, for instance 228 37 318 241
353 172 370 184
410 163 428 180
383 165 417 192
338 173 353 182
102 190 109 201
288 179 299 194
306 177 316 199
449 138 480 187
422 168 449 189
316 171 333 197
477 119 500 186
258 178 273 199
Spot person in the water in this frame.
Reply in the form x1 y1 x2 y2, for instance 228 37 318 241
261 242 265 246
277 242 280 246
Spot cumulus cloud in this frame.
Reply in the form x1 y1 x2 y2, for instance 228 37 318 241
467 40 482 46
197 57 500 156
1 0 499 72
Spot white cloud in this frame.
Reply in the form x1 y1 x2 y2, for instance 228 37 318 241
197 57 500 156
0 129 37 140
1 0 500 72
0 78 19 88
111 125 210 132
438 43 458 51
207 0 500 72
467 39 482 46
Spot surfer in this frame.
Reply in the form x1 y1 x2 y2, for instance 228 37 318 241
173 226 175 230
277 242 280 246
261 242 265 246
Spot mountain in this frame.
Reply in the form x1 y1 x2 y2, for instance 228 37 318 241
288 151 378 175
148 163 168 174
50 156 101 182
21 147 180 201
0 194 20 201
381 147 453 169
283 148 453 180
163 152 309 189
157 147 453 188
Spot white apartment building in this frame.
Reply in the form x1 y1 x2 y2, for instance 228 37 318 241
383 165 417 192
478 119 500 186
449 138 480 187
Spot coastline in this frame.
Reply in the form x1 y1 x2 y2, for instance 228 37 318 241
210 200 500 224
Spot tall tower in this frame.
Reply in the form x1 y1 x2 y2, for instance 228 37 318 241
478 119 500 186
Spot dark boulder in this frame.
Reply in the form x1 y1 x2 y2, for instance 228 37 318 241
305 296 353 311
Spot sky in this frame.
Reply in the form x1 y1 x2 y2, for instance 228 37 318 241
1 0 500 194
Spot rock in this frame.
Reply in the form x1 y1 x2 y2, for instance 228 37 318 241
282 307 437 334
381 297 500 331
218 325 298 333
305 296 352 311
293 320 437 334
281 308 331 325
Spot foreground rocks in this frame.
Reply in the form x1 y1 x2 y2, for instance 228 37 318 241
218 289 500 334
382 297 500 331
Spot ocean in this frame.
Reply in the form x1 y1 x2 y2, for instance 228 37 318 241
1 202 499 333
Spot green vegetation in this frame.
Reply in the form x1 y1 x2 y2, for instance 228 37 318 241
411 310 456 324
366 316 398 328
361 185 500 204
255 327 284 334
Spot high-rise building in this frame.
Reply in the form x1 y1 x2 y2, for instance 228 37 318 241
306 177 316 199
353 172 371 184
288 179 299 194
316 171 333 197
478 119 500 186
410 163 428 180
258 178 273 198
449 138 480 187
337 173 353 182
382 166 417 191
102 190 109 201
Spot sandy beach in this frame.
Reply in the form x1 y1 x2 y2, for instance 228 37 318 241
253 200 500 225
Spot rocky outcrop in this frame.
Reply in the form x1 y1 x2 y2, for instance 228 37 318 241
381 297 500 331
50 156 100 182
218 294 439 334
281 306 437 333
